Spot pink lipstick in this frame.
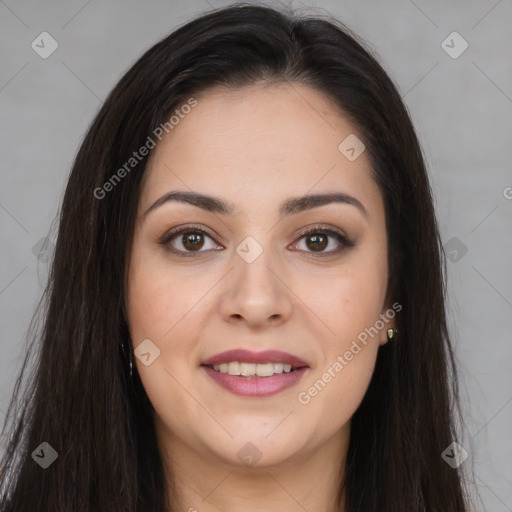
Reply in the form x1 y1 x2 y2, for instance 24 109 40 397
200 349 309 398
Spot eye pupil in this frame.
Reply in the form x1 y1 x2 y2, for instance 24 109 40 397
306 234 327 252
183 231 204 251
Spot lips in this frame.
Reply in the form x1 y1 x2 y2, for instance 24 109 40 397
202 365 308 397
200 349 310 397
200 349 309 368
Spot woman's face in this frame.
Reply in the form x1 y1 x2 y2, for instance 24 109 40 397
126 83 394 469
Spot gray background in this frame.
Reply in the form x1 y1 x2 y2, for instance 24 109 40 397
1 0 511 510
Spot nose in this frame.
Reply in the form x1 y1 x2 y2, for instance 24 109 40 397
218 247 293 329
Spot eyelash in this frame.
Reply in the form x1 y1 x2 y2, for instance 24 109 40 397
159 224 354 259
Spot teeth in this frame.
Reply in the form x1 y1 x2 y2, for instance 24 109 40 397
256 363 274 377
273 363 284 373
240 362 256 376
209 361 298 377
227 361 240 375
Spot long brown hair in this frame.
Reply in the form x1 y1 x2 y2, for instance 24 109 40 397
0 3 470 510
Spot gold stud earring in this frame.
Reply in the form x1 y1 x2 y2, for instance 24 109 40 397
386 328 397 342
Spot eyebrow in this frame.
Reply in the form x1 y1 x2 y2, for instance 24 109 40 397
142 190 368 220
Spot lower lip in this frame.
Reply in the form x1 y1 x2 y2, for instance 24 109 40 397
201 366 308 398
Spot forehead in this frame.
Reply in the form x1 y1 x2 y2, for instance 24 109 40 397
140 83 382 218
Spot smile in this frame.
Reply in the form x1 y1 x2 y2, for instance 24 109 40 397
201 364 308 397
200 348 310 397
206 361 298 377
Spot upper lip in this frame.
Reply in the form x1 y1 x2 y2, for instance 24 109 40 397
201 349 309 368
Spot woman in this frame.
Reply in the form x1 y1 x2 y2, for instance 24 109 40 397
0 3 471 511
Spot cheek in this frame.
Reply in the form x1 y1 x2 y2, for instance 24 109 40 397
299 345 378 434
295 285 382 433
293 252 386 422
126 252 207 425
305 256 387 346
127 269 172 342
127 244 200 342
126 246 214 387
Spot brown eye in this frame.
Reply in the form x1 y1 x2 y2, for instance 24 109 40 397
292 227 354 256
304 233 328 252
160 226 222 257
181 231 205 251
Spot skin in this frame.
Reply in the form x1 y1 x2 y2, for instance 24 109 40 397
126 82 396 512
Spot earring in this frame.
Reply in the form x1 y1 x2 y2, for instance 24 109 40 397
386 328 397 342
